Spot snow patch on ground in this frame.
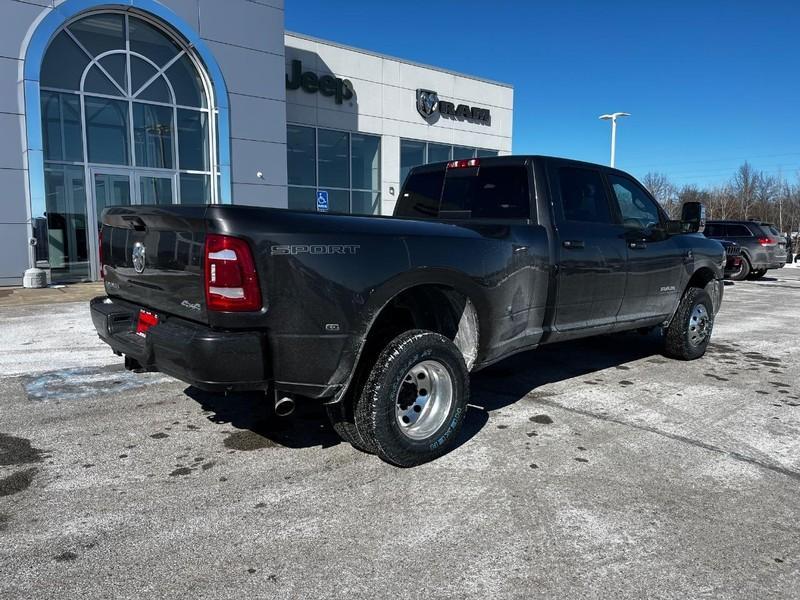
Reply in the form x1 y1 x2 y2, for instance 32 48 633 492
0 301 119 377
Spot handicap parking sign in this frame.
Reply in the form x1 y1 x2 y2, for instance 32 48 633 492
316 190 329 213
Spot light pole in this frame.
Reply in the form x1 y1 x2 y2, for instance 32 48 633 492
599 112 630 168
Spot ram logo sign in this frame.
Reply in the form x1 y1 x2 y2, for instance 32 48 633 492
416 89 439 118
415 89 491 124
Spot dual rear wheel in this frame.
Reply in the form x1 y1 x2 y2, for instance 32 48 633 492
326 330 469 467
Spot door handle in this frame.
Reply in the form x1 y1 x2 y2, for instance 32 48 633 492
629 241 647 250
562 240 585 249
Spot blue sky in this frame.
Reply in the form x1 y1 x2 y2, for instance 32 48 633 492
285 0 800 188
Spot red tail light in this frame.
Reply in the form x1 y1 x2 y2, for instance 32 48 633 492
447 158 480 169
204 234 262 312
758 237 775 247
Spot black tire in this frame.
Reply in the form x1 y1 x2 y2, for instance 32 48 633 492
325 396 375 454
729 256 750 281
354 330 469 467
747 268 767 280
664 287 714 360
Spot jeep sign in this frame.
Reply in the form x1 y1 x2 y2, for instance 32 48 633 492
286 59 354 104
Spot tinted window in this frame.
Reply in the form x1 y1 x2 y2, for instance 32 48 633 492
608 174 662 229
176 109 208 171
400 140 426 186
727 224 752 237
351 134 380 191
557 167 612 224
318 129 349 189
428 143 451 163
704 223 724 237
85 96 130 165
440 165 529 219
287 125 315 186
395 169 444 218
452 146 475 160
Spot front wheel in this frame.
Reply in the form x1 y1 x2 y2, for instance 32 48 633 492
747 268 767 280
354 330 469 467
729 257 750 281
664 287 714 360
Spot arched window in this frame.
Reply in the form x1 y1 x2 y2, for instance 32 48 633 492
39 11 218 281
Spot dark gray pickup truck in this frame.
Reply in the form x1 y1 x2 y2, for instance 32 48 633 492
90 155 725 466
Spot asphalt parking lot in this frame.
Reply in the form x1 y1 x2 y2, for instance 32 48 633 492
1 269 799 599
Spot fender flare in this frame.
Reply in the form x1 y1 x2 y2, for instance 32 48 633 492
327 268 489 403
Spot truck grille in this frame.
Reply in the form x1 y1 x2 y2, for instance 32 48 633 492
724 244 741 256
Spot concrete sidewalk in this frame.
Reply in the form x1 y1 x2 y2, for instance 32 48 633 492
0 282 104 308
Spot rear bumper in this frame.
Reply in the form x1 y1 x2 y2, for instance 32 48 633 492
90 296 270 392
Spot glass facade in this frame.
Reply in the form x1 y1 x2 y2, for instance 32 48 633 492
39 11 216 282
287 125 381 215
399 140 499 186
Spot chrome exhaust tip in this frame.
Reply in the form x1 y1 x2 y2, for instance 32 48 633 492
274 395 296 417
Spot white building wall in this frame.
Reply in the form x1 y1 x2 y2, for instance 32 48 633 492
284 32 514 215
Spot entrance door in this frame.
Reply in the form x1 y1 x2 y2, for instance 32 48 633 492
89 168 132 280
92 170 132 228
89 169 178 278
137 172 176 206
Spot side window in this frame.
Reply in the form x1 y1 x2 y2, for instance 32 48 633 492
440 165 530 219
395 168 444 218
608 174 663 230
704 224 722 237
556 167 613 223
728 225 752 237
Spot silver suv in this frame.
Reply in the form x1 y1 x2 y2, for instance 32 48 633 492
704 220 788 280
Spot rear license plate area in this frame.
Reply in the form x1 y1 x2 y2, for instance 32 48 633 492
136 309 159 337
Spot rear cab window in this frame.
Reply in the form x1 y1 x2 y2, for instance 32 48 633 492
395 160 531 221
440 164 531 220
395 167 445 218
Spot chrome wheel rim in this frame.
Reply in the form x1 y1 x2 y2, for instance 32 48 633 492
395 360 453 440
688 303 712 346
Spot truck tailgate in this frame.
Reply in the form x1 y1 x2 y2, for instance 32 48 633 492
101 206 209 323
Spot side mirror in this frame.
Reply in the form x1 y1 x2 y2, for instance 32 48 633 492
681 202 706 233
665 220 682 235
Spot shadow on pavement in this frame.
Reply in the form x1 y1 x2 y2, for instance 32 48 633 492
455 330 667 448
184 387 341 450
186 330 666 455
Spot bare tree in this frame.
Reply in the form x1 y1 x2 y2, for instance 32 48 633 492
642 172 679 218
731 162 759 219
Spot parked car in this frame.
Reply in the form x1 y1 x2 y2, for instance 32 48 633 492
90 156 725 467
703 220 788 280
719 240 743 279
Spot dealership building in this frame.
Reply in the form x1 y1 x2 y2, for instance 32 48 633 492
0 0 514 285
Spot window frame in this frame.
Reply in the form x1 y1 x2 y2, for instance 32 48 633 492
549 164 616 226
605 172 668 233
287 123 382 215
39 10 218 200
399 138 500 185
